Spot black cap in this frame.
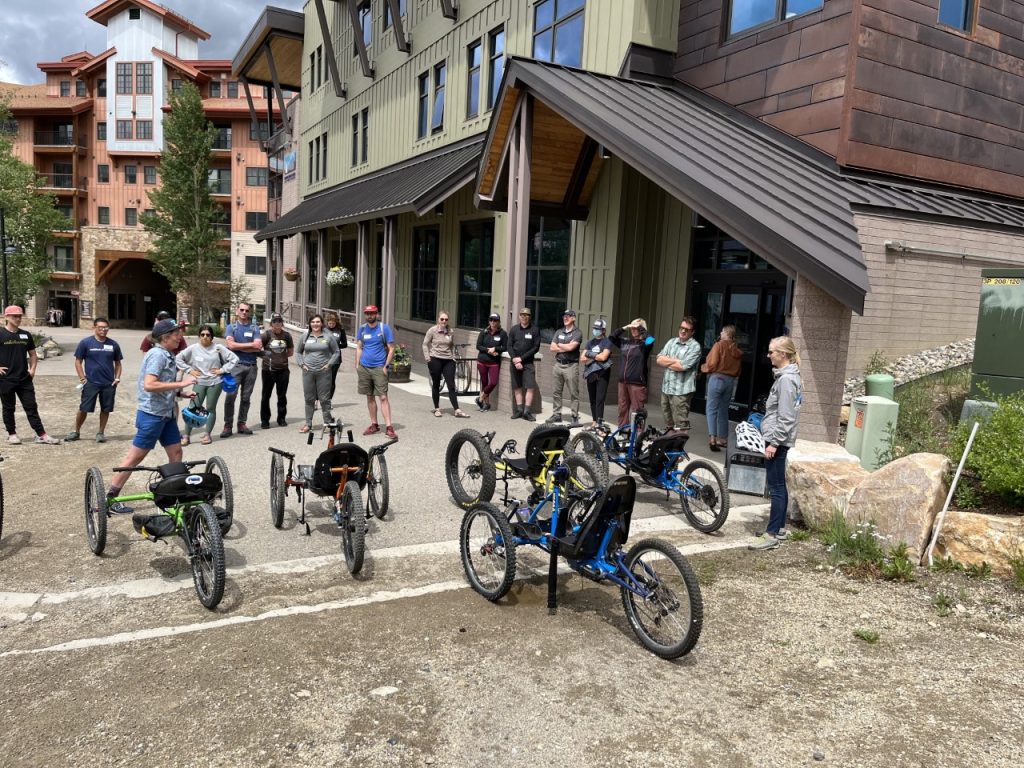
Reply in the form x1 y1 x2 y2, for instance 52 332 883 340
270 313 284 323
156 310 171 321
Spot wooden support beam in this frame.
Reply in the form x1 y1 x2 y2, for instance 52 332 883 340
385 0 411 53
239 76 264 145
440 0 458 21
563 137 596 214
348 0 374 79
314 0 347 97
262 42 292 134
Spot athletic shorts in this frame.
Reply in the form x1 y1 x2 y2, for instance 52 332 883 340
80 382 116 413
132 410 182 450
357 365 389 396
510 361 536 390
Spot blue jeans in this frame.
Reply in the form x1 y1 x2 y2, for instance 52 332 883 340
766 445 790 535
705 373 736 440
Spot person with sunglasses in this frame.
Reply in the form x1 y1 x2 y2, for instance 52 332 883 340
422 311 469 418
507 307 540 421
221 302 262 437
259 313 294 429
655 316 702 434
355 305 397 439
175 324 238 445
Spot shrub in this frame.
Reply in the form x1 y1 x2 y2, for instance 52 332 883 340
933 592 954 617
822 509 885 570
881 542 916 582
931 556 964 574
864 350 890 376
853 628 880 644
950 389 1024 505
964 561 992 580
1009 552 1024 591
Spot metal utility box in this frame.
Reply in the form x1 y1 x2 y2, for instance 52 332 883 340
971 269 1024 399
726 450 768 497
846 396 899 471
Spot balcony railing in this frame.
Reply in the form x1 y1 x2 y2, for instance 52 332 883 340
208 178 232 195
212 134 232 150
37 173 87 191
34 130 81 147
50 255 76 272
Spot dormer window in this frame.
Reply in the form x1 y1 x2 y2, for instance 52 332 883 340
129 7 141 20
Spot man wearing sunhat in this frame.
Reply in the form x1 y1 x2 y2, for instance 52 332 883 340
105 318 197 513
355 304 397 439
546 309 583 424
507 307 541 421
0 305 61 444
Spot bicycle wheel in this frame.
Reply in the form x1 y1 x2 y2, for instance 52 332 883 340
84 467 107 556
460 502 516 601
455 360 471 394
205 456 234 536
270 453 285 529
340 483 365 574
677 458 729 533
367 452 389 520
568 431 610 485
189 503 225 609
620 538 703 659
445 429 496 508
564 452 605 495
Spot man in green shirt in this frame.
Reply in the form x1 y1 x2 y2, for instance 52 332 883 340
655 316 701 433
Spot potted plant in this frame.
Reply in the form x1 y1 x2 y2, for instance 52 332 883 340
283 266 299 282
326 265 354 287
388 342 412 383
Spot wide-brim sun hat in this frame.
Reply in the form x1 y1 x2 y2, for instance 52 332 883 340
151 318 181 338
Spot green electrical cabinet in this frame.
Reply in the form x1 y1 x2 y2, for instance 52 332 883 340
846 396 900 471
971 269 1024 399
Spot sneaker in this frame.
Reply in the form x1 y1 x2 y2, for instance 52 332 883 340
510 408 523 420
260 421 271 430
475 397 484 411
220 426 233 438
545 413 563 424
35 434 61 445
65 431 80 441
568 414 581 426
385 426 397 439
7 434 21 445
95 432 107 443
107 499 134 515
363 423 380 436
237 423 253 435
483 402 491 411
523 411 536 422
277 418 287 427
748 533 780 551
774 529 792 541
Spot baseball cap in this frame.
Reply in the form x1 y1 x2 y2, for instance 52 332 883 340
270 313 284 323
592 319 607 331
488 313 500 322
4 305 24 316
562 309 576 317
152 318 181 338
518 307 532 315
363 304 379 314
156 310 171 320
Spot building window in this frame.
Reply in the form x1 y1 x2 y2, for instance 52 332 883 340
98 206 110 225
136 120 152 140
383 0 406 29
310 46 323 90
213 124 231 149
60 80 70 97
245 254 267 275
308 139 315 183
245 212 267 232
116 63 132 94
246 167 268 186
209 81 221 98
306 235 319 304
56 204 74 225
525 216 571 340
487 28 505 111
97 122 107 141
171 78 183 94
144 165 157 184
411 227 439 322
208 169 231 195
98 164 110 183
431 61 446 133
97 78 107 97
355 1 372 55
938 0 974 30
467 41 482 119
124 165 137 184
52 245 74 272
76 80 87 97
129 7 141 20
108 293 137 320
417 72 429 139
249 120 270 141
533 0 585 68
361 108 368 164
458 220 494 328
351 113 360 166
136 63 152 95
727 0 823 36
125 208 138 226
116 120 132 139
227 81 239 98
0 119 17 134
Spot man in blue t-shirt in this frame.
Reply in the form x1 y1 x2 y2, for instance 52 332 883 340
67 317 123 443
355 304 396 439
221 301 263 437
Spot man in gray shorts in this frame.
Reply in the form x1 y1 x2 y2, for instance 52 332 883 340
355 305 397 439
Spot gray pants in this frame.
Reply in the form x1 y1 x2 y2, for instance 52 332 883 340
552 362 580 418
303 367 334 426
223 363 257 426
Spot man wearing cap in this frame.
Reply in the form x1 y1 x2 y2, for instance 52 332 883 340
355 305 397 439
580 319 613 428
546 309 583 424
0 305 61 444
507 307 541 421
656 315 702 434
140 311 187 354
67 316 123 443
221 302 262 437
259 313 294 429
105 319 197 513
474 313 508 411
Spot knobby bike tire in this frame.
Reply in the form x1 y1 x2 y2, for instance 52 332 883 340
270 453 285 529
620 538 703 659
341 483 365 574
568 431 610 485
189 503 226 609
445 429 496 508
564 452 605 495
367 453 389 519
84 466 107 556
205 455 234 536
460 502 517 601
677 458 729 534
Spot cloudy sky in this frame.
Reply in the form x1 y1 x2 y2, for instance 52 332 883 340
0 0 306 84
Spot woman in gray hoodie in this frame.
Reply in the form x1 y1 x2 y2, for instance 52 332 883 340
297 314 340 432
175 324 239 445
750 335 802 550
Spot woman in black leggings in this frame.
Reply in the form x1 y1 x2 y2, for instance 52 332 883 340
422 312 469 418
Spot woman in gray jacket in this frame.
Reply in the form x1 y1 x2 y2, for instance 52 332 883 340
750 335 802 550
422 311 468 418
175 325 239 445
297 314 340 433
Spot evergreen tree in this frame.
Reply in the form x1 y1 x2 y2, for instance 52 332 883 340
143 81 226 322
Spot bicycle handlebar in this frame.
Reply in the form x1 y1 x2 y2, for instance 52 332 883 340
368 437 398 456
267 447 295 460
112 459 207 473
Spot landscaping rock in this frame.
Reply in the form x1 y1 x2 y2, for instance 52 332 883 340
933 511 1024 578
787 460 869 530
847 453 951 562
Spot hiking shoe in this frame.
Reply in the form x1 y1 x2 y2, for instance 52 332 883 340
108 499 134 515
483 402 491 411
35 434 61 445
385 426 397 439
237 423 253 435
7 434 21 445
475 397 485 411
748 533 780 551
510 408 523 420
774 529 792 541
523 411 536 422
363 423 380 436
95 432 107 443
220 426 233 438
65 431 80 442
260 421 271 430
545 413 563 424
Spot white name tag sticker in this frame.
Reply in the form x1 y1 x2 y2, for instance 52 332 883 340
244 332 253 338
524 334 532 339
104 344 114 351
20 333 29 339
363 334 373 340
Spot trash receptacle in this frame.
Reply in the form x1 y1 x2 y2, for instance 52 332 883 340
865 373 895 401
846 395 900 471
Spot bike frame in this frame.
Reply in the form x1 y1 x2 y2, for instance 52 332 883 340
596 418 703 501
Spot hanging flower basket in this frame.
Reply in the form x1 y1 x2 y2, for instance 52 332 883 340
326 265 355 287
283 267 299 282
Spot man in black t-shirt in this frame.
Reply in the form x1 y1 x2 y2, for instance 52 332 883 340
0 306 61 445
259 313 294 429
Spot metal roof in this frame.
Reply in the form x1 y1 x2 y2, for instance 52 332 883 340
255 136 485 242
846 178 1024 230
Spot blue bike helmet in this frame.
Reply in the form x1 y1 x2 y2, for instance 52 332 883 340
182 402 210 428
221 373 238 394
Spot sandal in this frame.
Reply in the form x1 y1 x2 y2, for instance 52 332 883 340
433 409 443 417
180 435 190 446
201 434 213 445
454 410 470 418
299 424 311 433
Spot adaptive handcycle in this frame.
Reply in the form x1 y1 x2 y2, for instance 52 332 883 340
267 420 396 574
568 409 729 533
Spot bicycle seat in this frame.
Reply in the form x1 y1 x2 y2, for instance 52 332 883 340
504 425 571 477
132 512 176 539
149 470 223 510
312 443 369 495
553 475 636 560
635 431 689 473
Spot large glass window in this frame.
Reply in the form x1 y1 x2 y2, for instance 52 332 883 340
525 216 571 340
487 27 505 110
411 227 440 321
361 108 368 164
246 212 267 230
136 120 152 140
76 80 87 97
116 63 132 95
359 1 372 50
938 0 974 31
213 124 232 149
458 220 494 328
97 78 106 97
431 61 446 133
249 120 270 142
532 0 585 68
728 0 823 36
246 167 268 186
208 169 231 195
60 81 70 97
209 81 221 98
116 120 132 139
352 113 360 166
52 245 74 272
467 41 482 119
417 72 429 139
383 0 407 29
135 63 152 95
245 255 267 275
227 81 239 98
98 206 110 225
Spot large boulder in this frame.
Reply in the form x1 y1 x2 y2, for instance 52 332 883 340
786 440 863 524
933 511 1024 578
847 453 951 562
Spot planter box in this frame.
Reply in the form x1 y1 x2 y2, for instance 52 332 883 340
389 367 411 383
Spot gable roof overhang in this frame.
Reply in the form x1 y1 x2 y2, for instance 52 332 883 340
86 0 210 40
70 47 118 77
231 6 304 92
153 48 209 83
